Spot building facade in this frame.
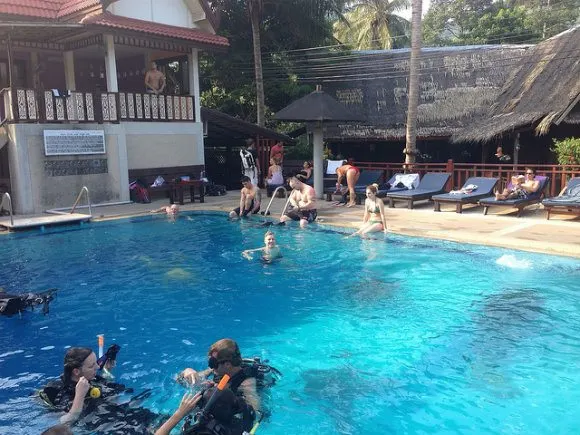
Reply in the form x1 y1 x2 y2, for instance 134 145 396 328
0 0 228 213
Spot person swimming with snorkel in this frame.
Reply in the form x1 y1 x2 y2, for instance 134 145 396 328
242 231 282 262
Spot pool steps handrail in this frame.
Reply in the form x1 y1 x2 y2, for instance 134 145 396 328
1 192 14 226
263 186 289 219
70 186 92 216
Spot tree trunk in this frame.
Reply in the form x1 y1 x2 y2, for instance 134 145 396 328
404 0 423 166
250 8 265 127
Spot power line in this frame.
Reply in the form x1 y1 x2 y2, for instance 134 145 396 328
201 45 580 83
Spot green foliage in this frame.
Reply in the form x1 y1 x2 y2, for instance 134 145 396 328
552 137 580 165
333 0 410 49
201 0 347 123
423 0 580 46
285 137 313 160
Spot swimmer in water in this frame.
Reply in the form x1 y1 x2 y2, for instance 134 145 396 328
151 204 179 216
242 231 282 262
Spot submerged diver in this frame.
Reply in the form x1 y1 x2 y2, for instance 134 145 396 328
167 338 280 435
0 288 56 316
242 231 282 262
38 346 161 434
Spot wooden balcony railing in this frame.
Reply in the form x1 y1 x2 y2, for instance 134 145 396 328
2 88 195 124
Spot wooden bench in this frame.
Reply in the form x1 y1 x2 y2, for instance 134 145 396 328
129 166 204 204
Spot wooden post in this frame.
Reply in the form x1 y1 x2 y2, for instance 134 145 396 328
513 133 520 165
446 158 454 190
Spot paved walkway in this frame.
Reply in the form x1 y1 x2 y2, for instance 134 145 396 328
3 192 579 258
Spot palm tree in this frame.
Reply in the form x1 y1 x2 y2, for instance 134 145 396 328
333 0 410 50
247 0 266 126
245 0 347 127
404 0 422 165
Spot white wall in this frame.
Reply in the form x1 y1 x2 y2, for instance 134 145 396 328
124 122 204 170
110 0 194 28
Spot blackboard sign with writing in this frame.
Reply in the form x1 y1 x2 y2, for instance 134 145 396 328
44 130 106 156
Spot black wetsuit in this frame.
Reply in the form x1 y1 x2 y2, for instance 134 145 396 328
39 375 161 434
184 368 257 435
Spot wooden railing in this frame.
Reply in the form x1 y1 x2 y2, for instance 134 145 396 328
356 160 580 197
3 88 195 124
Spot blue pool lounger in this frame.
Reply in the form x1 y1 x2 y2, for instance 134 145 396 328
386 172 451 209
324 169 383 201
479 175 550 217
432 177 499 213
542 177 580 220
355 173 420 203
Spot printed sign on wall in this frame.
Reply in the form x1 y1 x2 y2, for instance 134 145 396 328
44 130 106 156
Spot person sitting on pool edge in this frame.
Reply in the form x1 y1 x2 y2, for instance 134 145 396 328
351 184 388 236
229 176 261 218
38 346 160 432
279 174 317 228
242 231 282 262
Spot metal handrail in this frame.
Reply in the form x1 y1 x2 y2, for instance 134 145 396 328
262 186 288 218
1 192 13 226
70 186 92 216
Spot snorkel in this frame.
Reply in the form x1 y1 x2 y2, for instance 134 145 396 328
96 335 120 379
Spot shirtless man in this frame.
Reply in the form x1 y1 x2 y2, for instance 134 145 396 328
144 61 166 94
335 163 360 207
229 176 261 218
280 175 317 228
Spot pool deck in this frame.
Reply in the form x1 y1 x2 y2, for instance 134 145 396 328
2 193 579 258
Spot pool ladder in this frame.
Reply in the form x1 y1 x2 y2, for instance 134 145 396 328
262 186 292 220
1 192 14 227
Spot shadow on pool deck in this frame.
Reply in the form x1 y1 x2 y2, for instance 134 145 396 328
8 190 579 258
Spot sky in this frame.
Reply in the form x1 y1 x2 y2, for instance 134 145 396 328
397 0 432 20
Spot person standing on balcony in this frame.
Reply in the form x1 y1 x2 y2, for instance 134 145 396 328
144 61 166 95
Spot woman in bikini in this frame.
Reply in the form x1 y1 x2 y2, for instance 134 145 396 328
335 163 360 207
352 184 388 236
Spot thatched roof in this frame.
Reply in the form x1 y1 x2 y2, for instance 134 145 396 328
317 45 529 141
452 26 580 143
274 88 364 122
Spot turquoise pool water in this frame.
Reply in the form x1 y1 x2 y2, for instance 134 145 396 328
0 213 579 434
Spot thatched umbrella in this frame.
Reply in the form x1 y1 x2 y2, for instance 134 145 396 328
274 85 364 198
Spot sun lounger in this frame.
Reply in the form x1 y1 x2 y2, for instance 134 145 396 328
542 177 580 220
324 169 383 201
479 175 549 217
354 173 420 203
387 172 451 209
432 177 499 213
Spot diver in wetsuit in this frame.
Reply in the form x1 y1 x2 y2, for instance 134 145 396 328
39 346 161 434
159 338 280 435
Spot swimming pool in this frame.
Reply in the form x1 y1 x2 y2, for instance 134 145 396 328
0 213 579 434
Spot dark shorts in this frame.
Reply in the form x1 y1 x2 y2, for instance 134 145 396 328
233 200 259 217
285 208 317 223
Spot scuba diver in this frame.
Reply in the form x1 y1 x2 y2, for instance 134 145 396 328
38 344 162 434
0 288 56 316
160 338 281 435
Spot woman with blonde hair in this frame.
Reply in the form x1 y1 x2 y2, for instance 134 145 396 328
352 184 388 236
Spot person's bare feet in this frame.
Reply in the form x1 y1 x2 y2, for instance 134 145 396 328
346 202 356 208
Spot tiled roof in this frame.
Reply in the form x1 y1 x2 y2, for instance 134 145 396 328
83 12 229 48
58 0 101 18
0 0 63 19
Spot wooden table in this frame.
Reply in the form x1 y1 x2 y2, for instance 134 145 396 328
169 180 205 205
